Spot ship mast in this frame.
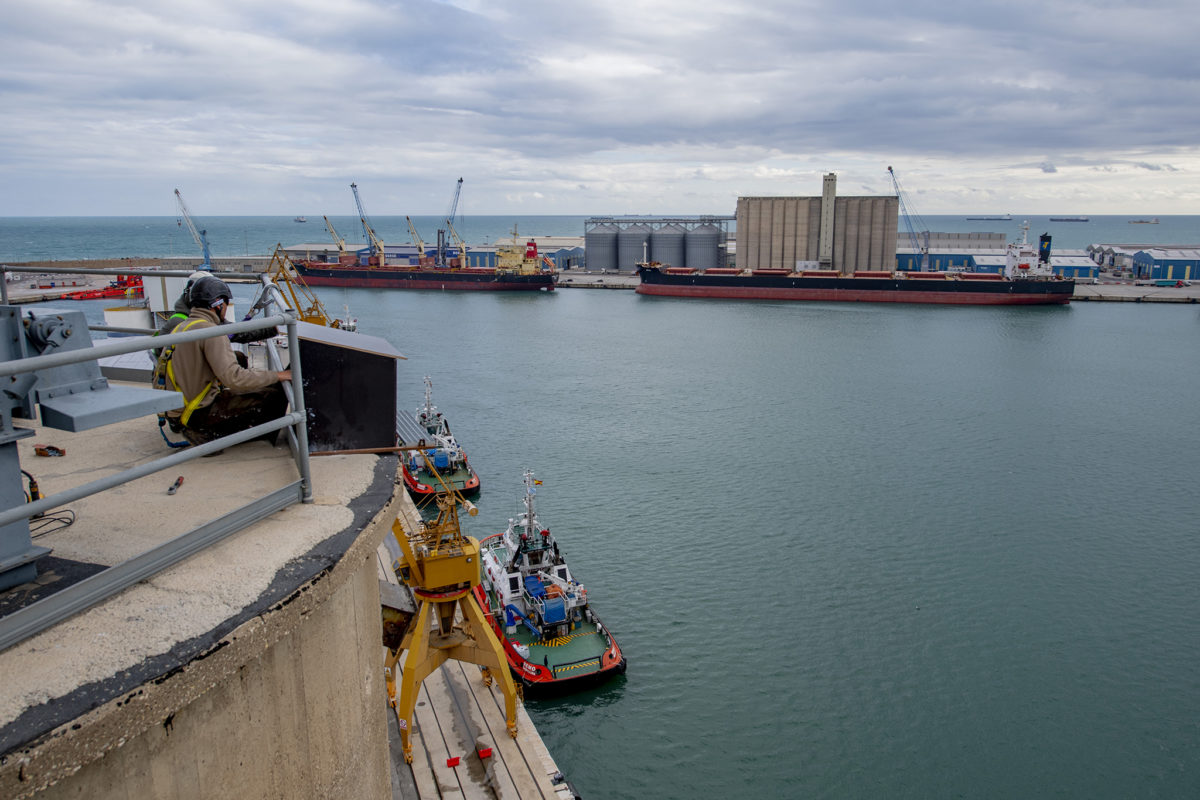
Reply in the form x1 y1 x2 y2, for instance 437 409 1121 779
522 469 538 539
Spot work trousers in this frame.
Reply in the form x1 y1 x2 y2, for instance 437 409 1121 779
180 384 289 446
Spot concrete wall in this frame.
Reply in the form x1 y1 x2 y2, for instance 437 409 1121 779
736 196 898 273
18 528 393 800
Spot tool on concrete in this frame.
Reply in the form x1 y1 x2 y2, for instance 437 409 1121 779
33 445 65 457
167 476 184 495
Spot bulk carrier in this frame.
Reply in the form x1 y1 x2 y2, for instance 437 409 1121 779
637 227 1073 306
296 229 556 291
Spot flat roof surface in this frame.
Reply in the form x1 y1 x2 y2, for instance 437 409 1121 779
0 410 394 753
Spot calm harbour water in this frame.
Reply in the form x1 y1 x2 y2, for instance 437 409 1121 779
334 288 1198 799
20 216 1200 797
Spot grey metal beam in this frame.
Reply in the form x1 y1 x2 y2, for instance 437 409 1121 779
0 312 292 378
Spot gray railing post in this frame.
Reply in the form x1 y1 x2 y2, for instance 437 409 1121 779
283 313 313 503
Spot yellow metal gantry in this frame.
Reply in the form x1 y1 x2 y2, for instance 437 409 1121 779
264 246 341 327
384 466 519 763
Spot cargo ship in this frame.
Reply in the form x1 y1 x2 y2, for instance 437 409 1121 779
637 226 1073 305
295 228 556 291
474 471 626 692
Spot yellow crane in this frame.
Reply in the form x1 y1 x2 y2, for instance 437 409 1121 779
323 215 347 256
384 459 519 764
405 215 427 261
263 245 341 327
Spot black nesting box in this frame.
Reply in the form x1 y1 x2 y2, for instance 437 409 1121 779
294 321 406 454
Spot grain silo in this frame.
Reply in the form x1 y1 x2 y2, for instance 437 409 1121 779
584 224 618 272
685 224 721 270
617 224 652 272
649 224 686 268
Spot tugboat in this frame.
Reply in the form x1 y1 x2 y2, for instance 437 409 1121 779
474 471 626 691
400 377 481 502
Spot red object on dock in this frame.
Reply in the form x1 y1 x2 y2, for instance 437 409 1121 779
477 746 493 759
446 756 460 768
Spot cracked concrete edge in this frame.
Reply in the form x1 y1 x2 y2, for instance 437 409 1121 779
0 459 406 798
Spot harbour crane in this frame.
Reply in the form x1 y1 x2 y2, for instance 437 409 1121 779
405 215 428 262
261 246 342 327
384 475 519 765
323 215 347 256
349 183 387 265
887 166 930 271
173 188 212 270
444 177 468 268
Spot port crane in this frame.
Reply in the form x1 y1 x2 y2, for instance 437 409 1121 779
887 166 930 271
349 183 388 265
443 177 468 267
384 467 519 764
260 246 343 327
173 188 212 270
323 215 347 256
405 216 428 262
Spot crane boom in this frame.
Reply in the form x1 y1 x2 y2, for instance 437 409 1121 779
323 215 347 254
349 182 387 263
173 188 212 270
887 166 929 271
445 177 467 267
263 246 339 327
405 216 427 259
447 177 463 222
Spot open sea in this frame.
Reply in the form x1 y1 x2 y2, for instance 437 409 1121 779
2 214 1200 263
9 215 1200 798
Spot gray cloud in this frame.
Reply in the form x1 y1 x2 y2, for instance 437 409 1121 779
2 0 1198 214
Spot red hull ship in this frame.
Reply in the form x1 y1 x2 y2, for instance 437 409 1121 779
637 226 1073 306
294 262 555 291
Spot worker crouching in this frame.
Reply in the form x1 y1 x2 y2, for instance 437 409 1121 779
163 278 292 447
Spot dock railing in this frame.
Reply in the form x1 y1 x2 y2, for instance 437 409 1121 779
0 304 313 652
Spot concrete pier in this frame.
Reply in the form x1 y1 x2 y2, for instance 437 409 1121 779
0 412 399 798
379 491 574 799
0 416 572 799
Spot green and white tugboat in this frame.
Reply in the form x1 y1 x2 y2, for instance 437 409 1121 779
400 376 481 502
474 470 626 692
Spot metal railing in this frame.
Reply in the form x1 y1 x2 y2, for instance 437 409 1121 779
0 307 314 651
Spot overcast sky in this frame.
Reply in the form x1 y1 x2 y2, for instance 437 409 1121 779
3 0 1198 216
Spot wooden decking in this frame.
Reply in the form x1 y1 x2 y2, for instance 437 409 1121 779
377 497 574 800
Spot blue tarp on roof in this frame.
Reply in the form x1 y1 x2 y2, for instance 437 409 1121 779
523 575 545 598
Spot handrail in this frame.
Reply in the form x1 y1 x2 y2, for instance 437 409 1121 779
0 312 291 378
0 265 265 281
0 306 314 651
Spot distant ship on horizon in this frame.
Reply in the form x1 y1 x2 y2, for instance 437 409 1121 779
1049 216 1089 222
965 214 1012 221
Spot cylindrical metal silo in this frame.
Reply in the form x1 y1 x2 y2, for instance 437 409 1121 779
584 224 617 272
685 224 721 270
617 224 652 272
649 224 686 268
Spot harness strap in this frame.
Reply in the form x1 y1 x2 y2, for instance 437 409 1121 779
164 319 216 426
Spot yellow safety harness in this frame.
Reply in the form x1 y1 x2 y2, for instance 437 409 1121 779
152 318 216 426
